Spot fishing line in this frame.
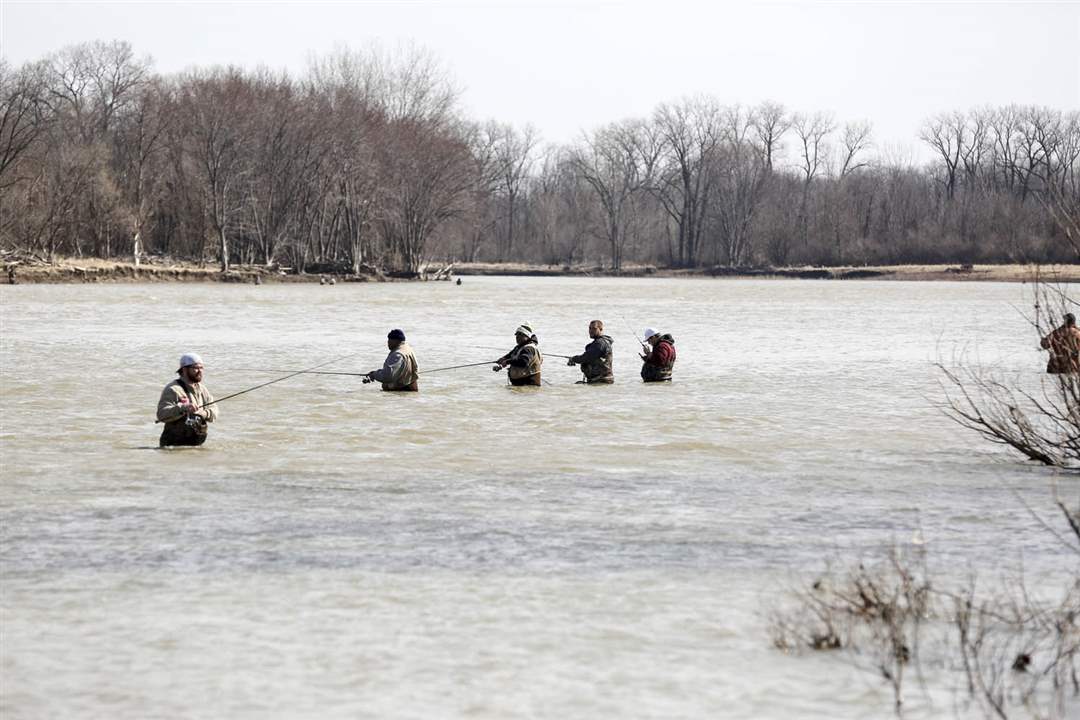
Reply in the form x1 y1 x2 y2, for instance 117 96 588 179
184 351 364 414
232 369 367 377
234 360 500 377
420 360 499 374
475 344 573 360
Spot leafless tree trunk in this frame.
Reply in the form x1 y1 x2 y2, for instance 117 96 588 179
178 69 252 272
652 97 722 267
794 112 835 252
572 119 654 270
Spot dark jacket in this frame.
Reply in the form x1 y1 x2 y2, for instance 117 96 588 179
641 334 676 382
499 340 543 386
572 334 614 383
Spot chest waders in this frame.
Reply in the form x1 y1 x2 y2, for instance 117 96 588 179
580 339 614 384
641 340 675 382
159 380 208 447
383 380 419 392
382 347 420 391
507 343 542 386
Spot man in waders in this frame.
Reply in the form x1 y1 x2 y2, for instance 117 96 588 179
567 319 614 384
365 329 420 391
638 327 676 382
157 352 216 447
493 324 543 386
1041 313 1080 374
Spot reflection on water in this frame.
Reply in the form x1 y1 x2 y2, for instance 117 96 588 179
0 277 1072 718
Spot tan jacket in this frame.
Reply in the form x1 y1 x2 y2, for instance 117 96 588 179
373 342 419 391
1041 324 1080 374
157 379 217 422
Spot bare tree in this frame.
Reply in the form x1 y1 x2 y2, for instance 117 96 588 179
752 100 791 173
111 78 171 265
0 60 50 193
457 121 503 262
490 121 539 260
838 120 873 179
793 111 835 251
571 119 654 270
42 40 149 143
177 68 253 272
920 111 965 200
652 97 723 266
377 120 475 273
711 105 769 265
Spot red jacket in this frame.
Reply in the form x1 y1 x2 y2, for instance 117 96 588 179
645 338 676 368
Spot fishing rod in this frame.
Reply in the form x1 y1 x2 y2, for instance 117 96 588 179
232 369 367 377
157 351 364 424
619 314 649 352
420 359 498 374
235 360 500 377
474 345 573 360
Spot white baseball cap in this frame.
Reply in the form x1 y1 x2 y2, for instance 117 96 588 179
178 352 204 370
642 327 659 341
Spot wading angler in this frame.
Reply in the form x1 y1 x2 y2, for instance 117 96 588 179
156 353 216 447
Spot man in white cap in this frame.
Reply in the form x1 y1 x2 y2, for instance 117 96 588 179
638 327 676 382
493 324 543 386
157 352 217 447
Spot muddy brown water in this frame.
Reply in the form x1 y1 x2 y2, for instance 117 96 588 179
0 277 1075 718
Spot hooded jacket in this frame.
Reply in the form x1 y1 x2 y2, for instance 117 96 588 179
572 334 614 384
640 334 676 382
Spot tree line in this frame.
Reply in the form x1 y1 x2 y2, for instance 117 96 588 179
2 40 1077 274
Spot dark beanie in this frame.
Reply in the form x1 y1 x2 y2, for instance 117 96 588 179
388 329 406 341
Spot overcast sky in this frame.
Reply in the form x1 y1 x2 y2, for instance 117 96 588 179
2 1 1078 159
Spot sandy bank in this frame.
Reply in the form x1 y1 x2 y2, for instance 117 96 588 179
3 257 1078 284
451 262 1080 283
1 257 385 285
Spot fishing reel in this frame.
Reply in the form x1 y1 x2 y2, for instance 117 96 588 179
184 413 206 428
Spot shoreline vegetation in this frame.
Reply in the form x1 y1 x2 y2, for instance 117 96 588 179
3 42 1078 285
3 255 1078 284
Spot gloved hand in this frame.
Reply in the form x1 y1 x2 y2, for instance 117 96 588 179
566 358 575 366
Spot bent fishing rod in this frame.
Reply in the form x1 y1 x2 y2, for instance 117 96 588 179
159 351 364 422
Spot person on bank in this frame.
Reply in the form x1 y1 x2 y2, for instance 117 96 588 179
567 319 614 384
365 329 420 391
157 352 216 447
639 327 676 382
1040 313 1080 374
493 324 543 386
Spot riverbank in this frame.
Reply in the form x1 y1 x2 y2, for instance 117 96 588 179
3 256 1078 284
452 262 1080 282
0 257 385 285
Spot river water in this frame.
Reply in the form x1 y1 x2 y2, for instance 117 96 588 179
0 277 1075 718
